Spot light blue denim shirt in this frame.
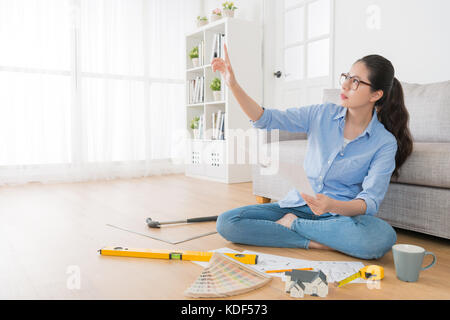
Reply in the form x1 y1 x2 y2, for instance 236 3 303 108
250 102 398 216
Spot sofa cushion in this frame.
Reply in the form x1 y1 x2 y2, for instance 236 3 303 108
401 81 450 142
378 183 450 239
391 142 450 188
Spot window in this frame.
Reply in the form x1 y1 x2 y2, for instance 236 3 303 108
0 0 201 184
0 0 200 183
283 0 333 82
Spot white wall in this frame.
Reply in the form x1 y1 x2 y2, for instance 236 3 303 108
199 0 450 102
333 0 450 86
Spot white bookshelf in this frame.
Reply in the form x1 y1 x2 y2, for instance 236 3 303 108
185 18 262 183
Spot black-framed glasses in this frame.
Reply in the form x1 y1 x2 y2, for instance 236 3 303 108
339 72 374 90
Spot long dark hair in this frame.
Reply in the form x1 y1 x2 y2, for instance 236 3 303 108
355 54 413 179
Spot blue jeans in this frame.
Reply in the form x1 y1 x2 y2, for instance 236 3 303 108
216 202 397 260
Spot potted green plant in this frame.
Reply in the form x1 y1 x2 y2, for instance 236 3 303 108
222 1 237 18
210 77 222 101
197 15 208 27
189 46 199 68
190 116 201 139
210 8 222 22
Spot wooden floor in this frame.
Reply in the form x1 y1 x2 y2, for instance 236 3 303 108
0 173 449 300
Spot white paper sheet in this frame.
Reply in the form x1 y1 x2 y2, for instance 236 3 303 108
278 162 316 196
191 248 367 284
244 250 367 283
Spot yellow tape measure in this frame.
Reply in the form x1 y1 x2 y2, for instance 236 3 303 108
337 265 384 287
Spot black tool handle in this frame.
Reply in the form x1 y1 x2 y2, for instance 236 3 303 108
186 216 218 223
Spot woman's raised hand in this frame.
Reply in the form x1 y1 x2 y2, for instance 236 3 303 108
211 43 237 88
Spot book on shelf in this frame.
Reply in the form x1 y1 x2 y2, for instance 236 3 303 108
201 76 204 102
196 113 205 140
216 110 221 139
212 112 216 139
188 76 204 104
211 110 225 140
197 76 202 103
218 111 225 140
201 77 202 102
196 40 204 66
200 40 204 66
210 33 226 62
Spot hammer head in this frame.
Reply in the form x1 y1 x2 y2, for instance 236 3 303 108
146 217 161 228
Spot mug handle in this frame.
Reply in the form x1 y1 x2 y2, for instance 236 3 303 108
421 251 437 271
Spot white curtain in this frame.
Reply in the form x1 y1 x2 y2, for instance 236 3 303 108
0 0 200 185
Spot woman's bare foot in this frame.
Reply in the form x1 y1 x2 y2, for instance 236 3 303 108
275 213 298 229
276 213 333 251
308 240 333 250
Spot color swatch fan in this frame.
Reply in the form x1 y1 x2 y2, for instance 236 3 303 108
184 252 272 298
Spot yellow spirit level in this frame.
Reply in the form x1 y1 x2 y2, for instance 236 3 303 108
98 246 258 265
337 265 384 287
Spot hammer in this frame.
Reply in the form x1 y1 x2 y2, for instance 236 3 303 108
146 215 218 228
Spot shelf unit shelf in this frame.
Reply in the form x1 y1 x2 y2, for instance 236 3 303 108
184 17 262 184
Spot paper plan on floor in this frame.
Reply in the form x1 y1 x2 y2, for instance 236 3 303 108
191 248 367 284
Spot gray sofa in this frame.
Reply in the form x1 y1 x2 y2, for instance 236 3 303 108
252 80 450 239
